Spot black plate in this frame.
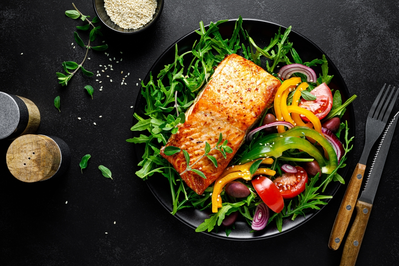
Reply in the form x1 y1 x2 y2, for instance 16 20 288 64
134 19 355 241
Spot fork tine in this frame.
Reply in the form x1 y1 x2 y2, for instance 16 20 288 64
368 84 387 117
373 84 390 118
381 86 399 123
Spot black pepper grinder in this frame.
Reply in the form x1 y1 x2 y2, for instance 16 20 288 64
0 91 40 140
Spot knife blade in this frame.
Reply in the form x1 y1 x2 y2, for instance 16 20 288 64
339 111 399 266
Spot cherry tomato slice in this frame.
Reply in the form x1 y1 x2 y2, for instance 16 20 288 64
252 175 284 213
273 166 308 199
299 83 333 121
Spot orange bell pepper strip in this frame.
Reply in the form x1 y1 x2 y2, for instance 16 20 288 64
287 105 322 134
281 89 296 125
274 77 301 133
291 82 313 128
211 159 276 213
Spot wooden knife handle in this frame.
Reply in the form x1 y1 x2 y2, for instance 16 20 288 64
339 200 372 266
328 163 366 250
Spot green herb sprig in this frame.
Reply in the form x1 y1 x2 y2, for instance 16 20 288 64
57 3 108 87
163 133 233 179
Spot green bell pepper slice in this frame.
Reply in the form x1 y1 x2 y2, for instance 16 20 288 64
240 126 338 174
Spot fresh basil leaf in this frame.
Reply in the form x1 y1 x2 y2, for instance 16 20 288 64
76 23 91 31
163 146 181 156
207 155 218 168
301 90 317 101
249 159 263 175
84 85 94 99
74 31 85 48
216 133 223 146
223 146 233 154
65 10 80 19
183 150 190 166
92 16 99 24
63 61 79 70
191 169 207 179
89 28 97 42
204 142 211 155
79 154 91 173
91 44 108 51
80 66 94 77
54 96 61 112
56 72 66 78
80 15 87 22
98 165 113 180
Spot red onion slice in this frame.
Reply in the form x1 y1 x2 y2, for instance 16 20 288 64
247 121 294 141
322 127 344 162
281 164 298 173
252 202 269 231
278 63 317 83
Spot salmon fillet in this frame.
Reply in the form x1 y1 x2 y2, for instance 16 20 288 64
160 54 280 195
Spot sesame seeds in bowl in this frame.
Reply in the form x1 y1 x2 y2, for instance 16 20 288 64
93 0 163 34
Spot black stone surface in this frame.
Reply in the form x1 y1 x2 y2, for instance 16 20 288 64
1 0 398 265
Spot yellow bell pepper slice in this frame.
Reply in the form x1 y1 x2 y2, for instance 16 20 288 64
211 159 275 213
292 82 312 128
287 105 322 133
281 89 295 126
274 77 301 133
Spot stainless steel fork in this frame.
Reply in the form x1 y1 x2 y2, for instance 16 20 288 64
328 84 399 250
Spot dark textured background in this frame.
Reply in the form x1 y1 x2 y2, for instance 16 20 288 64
1 0 399 265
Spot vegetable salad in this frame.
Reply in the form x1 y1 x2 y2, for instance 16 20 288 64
128 17 356 235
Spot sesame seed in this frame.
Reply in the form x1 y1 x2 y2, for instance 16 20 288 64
93 122 97 125
78 117 82 120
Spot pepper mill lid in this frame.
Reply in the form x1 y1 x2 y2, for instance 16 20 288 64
6 134 70 182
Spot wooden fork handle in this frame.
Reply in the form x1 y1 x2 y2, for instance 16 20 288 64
328 163 366 250
339 200 372 266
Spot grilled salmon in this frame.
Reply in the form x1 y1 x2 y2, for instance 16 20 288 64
160 54 280 195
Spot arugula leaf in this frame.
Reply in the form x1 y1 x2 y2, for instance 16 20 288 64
325 94 357 120
317 55 334 85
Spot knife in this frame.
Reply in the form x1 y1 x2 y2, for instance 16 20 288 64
339 111 399 266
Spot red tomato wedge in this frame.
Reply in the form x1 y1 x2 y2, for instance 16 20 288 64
299 83 333 121
273 166 308 199
252 175 284 213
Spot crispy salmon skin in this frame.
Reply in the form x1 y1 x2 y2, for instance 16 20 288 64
160 54 280 195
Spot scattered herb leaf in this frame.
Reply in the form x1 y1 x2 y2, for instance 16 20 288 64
79 154 91 173
84 85 94 99
98 165 113 180
54 96 61 112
